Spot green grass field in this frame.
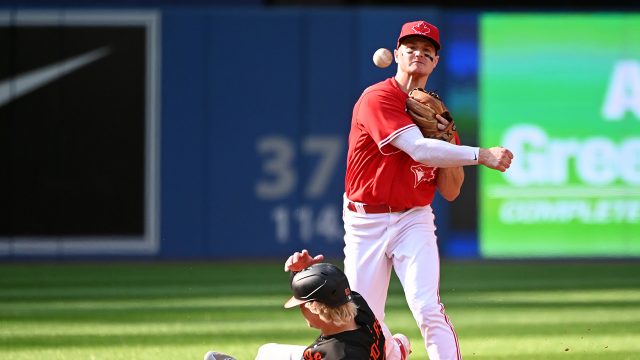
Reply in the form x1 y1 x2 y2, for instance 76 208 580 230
1 260 639 360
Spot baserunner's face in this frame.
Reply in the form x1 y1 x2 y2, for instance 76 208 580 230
300 303 323 329
395 36 439 77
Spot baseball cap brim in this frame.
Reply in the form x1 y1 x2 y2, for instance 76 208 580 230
284 296 311 308
397 34 440 51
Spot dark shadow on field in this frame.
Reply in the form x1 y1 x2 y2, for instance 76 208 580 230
467 350 637 360
2 331 312 349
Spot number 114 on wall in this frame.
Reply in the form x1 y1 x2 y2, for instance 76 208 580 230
271 205 344 244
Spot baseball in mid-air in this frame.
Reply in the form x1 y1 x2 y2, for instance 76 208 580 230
372 48 393 68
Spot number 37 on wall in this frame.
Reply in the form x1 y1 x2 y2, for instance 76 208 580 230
255 135 344 200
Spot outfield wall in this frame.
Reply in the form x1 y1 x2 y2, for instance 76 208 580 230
1 6 638 259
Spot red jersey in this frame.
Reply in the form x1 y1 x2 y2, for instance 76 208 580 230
345 77 438 209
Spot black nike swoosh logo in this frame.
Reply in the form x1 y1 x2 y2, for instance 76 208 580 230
0 47 111 108
474 152 478 161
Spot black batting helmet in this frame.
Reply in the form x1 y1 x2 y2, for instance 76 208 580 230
284 263 353 309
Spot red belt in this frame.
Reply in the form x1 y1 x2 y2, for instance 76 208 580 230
347 202 409 214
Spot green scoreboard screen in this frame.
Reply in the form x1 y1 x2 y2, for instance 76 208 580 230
480 14 640 257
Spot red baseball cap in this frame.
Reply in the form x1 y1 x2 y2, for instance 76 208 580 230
397 20 441 51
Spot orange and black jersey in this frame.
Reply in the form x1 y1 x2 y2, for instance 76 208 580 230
301 292 385 360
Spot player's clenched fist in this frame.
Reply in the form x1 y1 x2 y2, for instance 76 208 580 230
479 146 514 172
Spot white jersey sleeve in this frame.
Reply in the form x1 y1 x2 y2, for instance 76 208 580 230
390 126 480 168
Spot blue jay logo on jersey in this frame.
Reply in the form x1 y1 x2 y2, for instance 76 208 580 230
411 165 437 188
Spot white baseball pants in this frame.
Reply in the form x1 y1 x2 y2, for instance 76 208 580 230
254 343 305 360
343 197 462 360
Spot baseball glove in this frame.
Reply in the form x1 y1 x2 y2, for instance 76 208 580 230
405 88 457 142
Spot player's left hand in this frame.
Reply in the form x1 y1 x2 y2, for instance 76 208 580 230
284 249 324 272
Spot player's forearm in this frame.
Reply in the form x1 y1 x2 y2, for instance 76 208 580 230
391 126 479 167
436 167 464 201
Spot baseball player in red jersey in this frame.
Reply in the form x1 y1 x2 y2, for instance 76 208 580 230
341 20 514 360
278 20 512 360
